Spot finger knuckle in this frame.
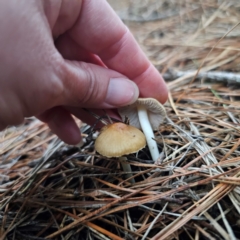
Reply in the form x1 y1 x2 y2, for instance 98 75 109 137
42 53 65 103
78 62 96 104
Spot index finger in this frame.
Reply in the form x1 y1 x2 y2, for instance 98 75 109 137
69 0 168 103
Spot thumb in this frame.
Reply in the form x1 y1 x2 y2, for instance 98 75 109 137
59 60 139 108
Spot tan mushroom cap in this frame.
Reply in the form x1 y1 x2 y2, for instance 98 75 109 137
118 98 166 130
95 122 146 158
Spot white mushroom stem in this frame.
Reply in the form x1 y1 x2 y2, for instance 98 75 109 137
119 157 135 184
137 105 160 162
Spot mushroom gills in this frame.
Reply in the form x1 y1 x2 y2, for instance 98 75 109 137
118 98 166 162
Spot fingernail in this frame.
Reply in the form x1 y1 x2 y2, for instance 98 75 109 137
105 78 139 106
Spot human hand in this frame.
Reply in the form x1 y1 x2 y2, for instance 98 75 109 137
0 0 168 144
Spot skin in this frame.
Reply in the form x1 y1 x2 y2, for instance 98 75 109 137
0 0 168 145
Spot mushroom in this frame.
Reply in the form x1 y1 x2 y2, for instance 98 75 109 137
118 98 166 162
95 122 146 183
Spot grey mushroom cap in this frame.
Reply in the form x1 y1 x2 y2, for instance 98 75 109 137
118 98 166 130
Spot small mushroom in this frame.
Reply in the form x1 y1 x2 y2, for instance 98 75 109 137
95 122 146 183
118 98 166 162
